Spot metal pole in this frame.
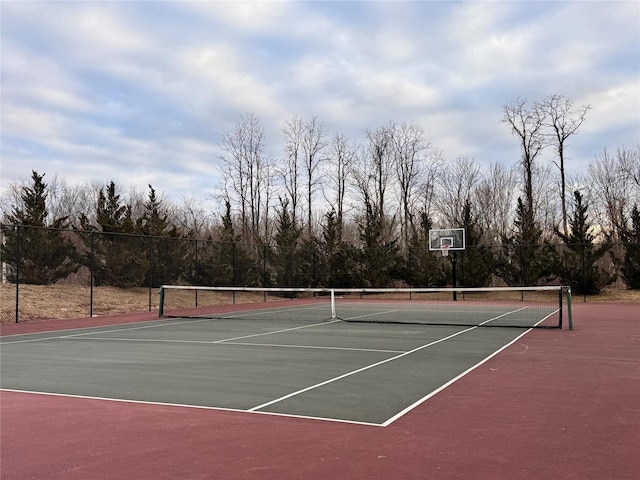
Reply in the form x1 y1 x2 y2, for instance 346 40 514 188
15 225 20 323
194 239 198 308
558 287 563 329
147 236 152 312
452 251 458 301
90 232 94 318
158 287 164 317
232 242 236 286
567 287 573 330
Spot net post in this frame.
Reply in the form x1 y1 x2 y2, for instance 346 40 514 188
331 289 336 319
158 286 164 317
558 287 563 329
566 287 573 330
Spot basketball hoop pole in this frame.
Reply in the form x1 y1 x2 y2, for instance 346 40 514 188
451 251 458 301
428 228 465 301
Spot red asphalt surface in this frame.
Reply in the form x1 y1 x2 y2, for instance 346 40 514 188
1 303 638 479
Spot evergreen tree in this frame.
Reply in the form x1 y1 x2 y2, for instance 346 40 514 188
188 235 217 286
319 209 359 287
138 185 186 286
405 210 446 286
554 190 616 294
620 205 640 289
190 202 235 286
458 200 495 287
1 171 79 284
358 200 401 287
215 200 240 285
272 197 302 287
297 236 320 287
199 200 256 286
139 186 172 236
498 197 551 286
77 181 146 287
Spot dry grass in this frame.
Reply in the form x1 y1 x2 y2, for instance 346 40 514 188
0 284 160 323
1 283 638 324
580 287 640 303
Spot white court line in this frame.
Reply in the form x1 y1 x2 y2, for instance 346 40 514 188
0 388 383 428
0 317 197 339
478 306 528 325
0 318 213 344
210 303 329 319
74 318 338 344
381 327 534 426
1 316 337 345
533 308 560 327
0 303 331 344
340 310 399 321
219 341 404 354
248 325 479 412
60 335 403 354
214 319 340 343
248 305 535 414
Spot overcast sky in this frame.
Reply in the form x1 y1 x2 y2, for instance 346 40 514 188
2 0 639 210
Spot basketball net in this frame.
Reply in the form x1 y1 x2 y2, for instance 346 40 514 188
442 244 450 257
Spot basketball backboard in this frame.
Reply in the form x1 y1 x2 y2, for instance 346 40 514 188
428 228 466 251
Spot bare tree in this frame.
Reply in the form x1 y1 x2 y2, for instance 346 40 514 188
618 145 640 190
324 132 358 241
391 122 431 248
531 161 559 236
218 112 272 245
300 115 328 237
435 156 481 226
475 162 518 243
280 114 303 228
360 123 395 217
417 149 444 221
260 156 277 243
62 182 99 223
349 124 399 248
587 147 637 239
172 195 214 236
502 98 547 221
541 94 590 235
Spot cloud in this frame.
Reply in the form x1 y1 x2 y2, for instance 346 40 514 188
1 0 638 213
185 0 293 34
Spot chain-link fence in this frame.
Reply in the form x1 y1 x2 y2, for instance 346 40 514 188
1 224 638 322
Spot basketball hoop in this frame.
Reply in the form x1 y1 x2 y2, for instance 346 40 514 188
441 244 450 257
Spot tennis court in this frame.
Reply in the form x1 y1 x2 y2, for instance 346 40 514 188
1 299 543 426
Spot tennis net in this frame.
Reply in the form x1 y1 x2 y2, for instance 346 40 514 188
158 285 569 329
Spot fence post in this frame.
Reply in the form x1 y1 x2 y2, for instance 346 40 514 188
194 239 199 307
566 287 573 330
232 242 237 286
15 225 20 323
90 231 94 318
147 236 152 312
581 243 587 302
313 248 317 287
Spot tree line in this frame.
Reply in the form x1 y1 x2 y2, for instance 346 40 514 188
1 96 639 293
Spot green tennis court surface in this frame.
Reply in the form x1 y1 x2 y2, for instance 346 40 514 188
1 310 540 425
